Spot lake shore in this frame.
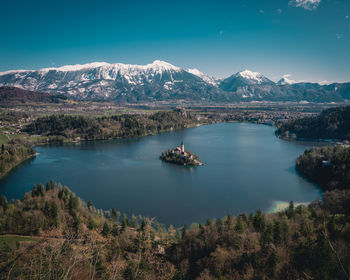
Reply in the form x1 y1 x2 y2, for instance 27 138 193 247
0 152 36 180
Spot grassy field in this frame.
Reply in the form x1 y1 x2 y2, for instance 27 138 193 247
0 235 35 247
0 134 8 145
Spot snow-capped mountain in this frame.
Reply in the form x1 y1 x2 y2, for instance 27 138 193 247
0 61 349 103
219 71 349 102
218 70 277 99
187 68 217 86
277 74 306 85
219 70 274 90
235 70 274 85
0 60 223 102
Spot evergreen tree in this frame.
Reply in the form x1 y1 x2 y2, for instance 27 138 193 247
0 195 8 211
102 222 110 237
87 200 93 211
38 184 45 196
111 207 117 220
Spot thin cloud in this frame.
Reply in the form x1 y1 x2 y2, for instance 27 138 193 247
336 33 343 39
289 0 321 10
280 74 306 84
277 9 283 15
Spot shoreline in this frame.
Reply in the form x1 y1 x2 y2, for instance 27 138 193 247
267 200 310 213
0 153 36 181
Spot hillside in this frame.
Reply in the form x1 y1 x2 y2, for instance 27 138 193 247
23 109 201 141
276 106 350 141
0 180 349 279
296 145 350 191
0 86 67 105
0 143 35 179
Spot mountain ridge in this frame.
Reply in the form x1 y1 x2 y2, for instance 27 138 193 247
0 60 349 103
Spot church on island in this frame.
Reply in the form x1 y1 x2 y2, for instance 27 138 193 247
160 141 202 166
171 141 192 159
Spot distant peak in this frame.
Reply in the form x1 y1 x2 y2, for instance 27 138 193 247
233 69 270 84
237 70 263 79
148 60 181 71
278 74 305 85
40 62 110 72
187 68 203 76
187 68 217 85
3 60 181 73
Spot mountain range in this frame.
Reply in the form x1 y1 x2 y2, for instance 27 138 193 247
0 60 349 103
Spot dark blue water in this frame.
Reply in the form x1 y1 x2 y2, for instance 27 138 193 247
0 123 321 226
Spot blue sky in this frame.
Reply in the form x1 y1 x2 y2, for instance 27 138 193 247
1 0 349 82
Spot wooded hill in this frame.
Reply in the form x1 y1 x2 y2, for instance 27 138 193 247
276 106 350 141
0 180 349 279
0 143 35 179
0 86 67 105
296 145 350 191
24 110 200 141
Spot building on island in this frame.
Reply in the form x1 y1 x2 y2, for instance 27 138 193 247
161 141 202 166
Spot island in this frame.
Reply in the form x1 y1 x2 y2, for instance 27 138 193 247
160 141 202 166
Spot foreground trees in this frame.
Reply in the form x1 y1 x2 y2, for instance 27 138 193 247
0 180 349 279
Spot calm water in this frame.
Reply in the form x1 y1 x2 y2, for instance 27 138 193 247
0 123 321 226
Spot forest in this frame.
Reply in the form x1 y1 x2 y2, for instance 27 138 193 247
0 108 350 279
0 143 35 179
296 145 350 191
276 106 350 140
0 179 349 279
24 109 201 141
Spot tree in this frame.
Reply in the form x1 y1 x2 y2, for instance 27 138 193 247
111 224 119 236
0 195 8 211
273 220 282 244
69 195 79 211
46 179 55 191
88 200 93 211
182 225 187 239
266 251 279 277
111 208 117 220
38 184 45 196
122 213 129 229
130 215 138 228
88 217 99 230
287 201 295 218
102 222 110 237
235 216 243 233
253 210 265 232
32 185 38 197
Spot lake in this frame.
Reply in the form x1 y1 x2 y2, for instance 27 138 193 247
0 122 321 226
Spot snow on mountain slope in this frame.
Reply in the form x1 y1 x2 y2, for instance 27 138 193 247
277 74 306 85
237 70 264 83
0 61 349 102
187 68 217 85
235 70 274 85
0 60 222 102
